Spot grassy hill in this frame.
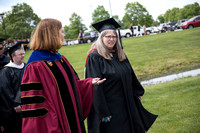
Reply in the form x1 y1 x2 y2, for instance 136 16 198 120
24 28 200 80
23 28 200 132
143 75 200 133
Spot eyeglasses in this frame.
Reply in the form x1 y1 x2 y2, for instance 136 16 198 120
0 47 4 50
104 36 117 39
15 53 25 56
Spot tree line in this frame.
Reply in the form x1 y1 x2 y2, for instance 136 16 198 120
0 2 199 41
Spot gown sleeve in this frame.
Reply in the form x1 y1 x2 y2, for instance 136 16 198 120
76 78 94 119
85 53 111 118
131 67 145 96
125 57 145 96
0 68 14 112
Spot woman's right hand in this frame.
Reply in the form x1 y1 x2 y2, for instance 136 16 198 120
92 78 106 85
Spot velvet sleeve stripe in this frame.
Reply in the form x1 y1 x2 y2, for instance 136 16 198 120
21 96 46 105
22 108 48 118
21 83 43 92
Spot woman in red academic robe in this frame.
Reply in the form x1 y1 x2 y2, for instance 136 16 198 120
21 18 105 133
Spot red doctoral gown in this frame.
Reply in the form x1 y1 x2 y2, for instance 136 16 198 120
21 50 94 133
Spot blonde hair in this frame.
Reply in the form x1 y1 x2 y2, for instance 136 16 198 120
30 18 63 53
90 30 126 61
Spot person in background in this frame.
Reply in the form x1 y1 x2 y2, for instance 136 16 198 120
0 42 10 69
136 24 142 37
78 30 84 44
21 18 105 133
143 24 146 35
90 30 97 42
85 18 157 133
3 41 14 56
129 24 134 37
0 42 25 133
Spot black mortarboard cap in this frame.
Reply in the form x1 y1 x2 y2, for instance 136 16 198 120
92 18 121 33
7 42 22 55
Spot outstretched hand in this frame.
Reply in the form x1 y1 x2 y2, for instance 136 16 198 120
92 78 106 85
138 96 142 100
14 105 22 113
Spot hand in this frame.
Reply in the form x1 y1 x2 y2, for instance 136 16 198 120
14 105 22 113
92 78 106 85
138 96 142 100
102 116 112 122
0 126 5 132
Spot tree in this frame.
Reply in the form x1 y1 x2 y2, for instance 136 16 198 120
163 8 179 22
152 20 159 26
122 13 133 29
169 8 179 22
63 25 70 39
68 12 87 39
160 2 200 22
4 3 40 39
112 15 124 28
163 9 171 22
157 15 165 23
92 5 110 24
178 2 200 19
122 2 153 28
0 16 6 40
90 6 122 30
143 12 154 27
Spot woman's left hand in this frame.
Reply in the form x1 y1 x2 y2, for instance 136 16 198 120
102 116 112 122
92 78 106 85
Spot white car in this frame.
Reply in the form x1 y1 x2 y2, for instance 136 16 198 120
157 23 167 32
149 27 159 33
120 26 152 37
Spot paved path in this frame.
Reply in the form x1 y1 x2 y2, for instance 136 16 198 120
141 69 200 86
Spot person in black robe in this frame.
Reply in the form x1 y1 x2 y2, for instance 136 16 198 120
85 18 158 133
0 42 10 69
0 42 25 133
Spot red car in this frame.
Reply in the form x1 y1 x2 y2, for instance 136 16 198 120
181 15 200 29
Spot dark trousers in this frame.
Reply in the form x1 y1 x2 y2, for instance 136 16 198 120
0 110 22 133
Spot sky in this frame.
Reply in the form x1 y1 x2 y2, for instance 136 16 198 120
0 0 199 29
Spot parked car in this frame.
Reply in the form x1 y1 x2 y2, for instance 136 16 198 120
157 23 167 32
181 15 200 29
149 27 159 33
82 32 98 43
67 39 79 45
166 22 177 31
120 26 152 37
174 19 188 29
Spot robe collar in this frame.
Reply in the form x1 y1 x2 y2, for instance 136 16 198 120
26 50 62 66
5 61 25 69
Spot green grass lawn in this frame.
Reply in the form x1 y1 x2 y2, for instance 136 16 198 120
122 28 200 80
142 75 200 133
23 28 200 132
24 28 200 80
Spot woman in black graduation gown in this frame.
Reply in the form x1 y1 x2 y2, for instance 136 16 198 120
85 18 158 133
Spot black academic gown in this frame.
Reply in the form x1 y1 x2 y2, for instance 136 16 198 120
0 62 25 133
85 49 157 133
